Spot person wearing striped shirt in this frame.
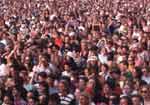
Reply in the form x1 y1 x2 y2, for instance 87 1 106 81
58 80 76 105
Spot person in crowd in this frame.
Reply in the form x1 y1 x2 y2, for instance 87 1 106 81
119 96 132 105
140 85 150 105
58 79 76 105
0 0 149 105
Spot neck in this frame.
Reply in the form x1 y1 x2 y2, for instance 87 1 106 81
61 91 68 96
144 97 150 101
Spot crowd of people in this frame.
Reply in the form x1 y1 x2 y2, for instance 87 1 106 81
0 0 150 105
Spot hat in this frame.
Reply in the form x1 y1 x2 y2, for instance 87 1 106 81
87 56 98 62
38 72 47 78
50 14 56 21
0 42 5 49
58 28 63 33
117 56 124 64
66 51 75 58
69 32 75 37
79 75 88 82
129 43 139 50
78 26 85 31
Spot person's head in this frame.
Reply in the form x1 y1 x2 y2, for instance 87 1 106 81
79 92 91 105
38 81 49 96
80 39 87 50
39 55 48 67
120 96 132 105
100 47 107 55
141 67 149 76
110 67 121 79
5 78 15 88
19 70 28 82
131 94 143 105
122 82 133 96
109 93 119 105
86 78 96 89
84 68 91 78
8 65 17 77
58 80 69 95
87 55 98 66
27 91 34 99
27 97 36 105
38 94 48 105
131 67 142 79
38 72 47 82
12 86 21 98
78 76 88 91
47 75 55 87
64 36 70 44
24 56 31 64
121 46 128 55
3 95 13 105
119 61 128 72
48 93 60 105
140 85 149 99
63 63 71 72
101 64 108 73
102 82 111 95
128 57 134 65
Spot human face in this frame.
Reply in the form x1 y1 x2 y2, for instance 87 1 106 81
3 96 12 105
38 84 47 95
120 98 129 105
64 64 70 71
78 79 86 90
101 65 107 73
103 84 110 95
79 95 89 105
140 86 149 99
87 79 95 88
132 97 141 105
142 68 148 76
58 82 67 94
81 41 87 50
100 47 107 55
123 84 132 95
12 88 19 97
128 58 134 65
131 68 137 78
28 98 35 105
40 57 48 67
38 95 47 104
25 56 30 64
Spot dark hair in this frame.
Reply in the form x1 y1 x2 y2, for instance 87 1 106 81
2 95 13 103
120 61 128 67
59 80 69 92
49 93 60 104
120 96 132 105
135 67 142 79
101 64 109 70
131 94 144 105
39 82 49 92
38 72 47 78
109 93 120 105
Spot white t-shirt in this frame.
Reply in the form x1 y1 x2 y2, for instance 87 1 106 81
142 76 150 84
98 54 108 64
0 64 8 76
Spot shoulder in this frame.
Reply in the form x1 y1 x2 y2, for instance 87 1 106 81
67 93 75 99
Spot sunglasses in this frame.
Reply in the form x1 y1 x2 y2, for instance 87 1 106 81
141 90 148 93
